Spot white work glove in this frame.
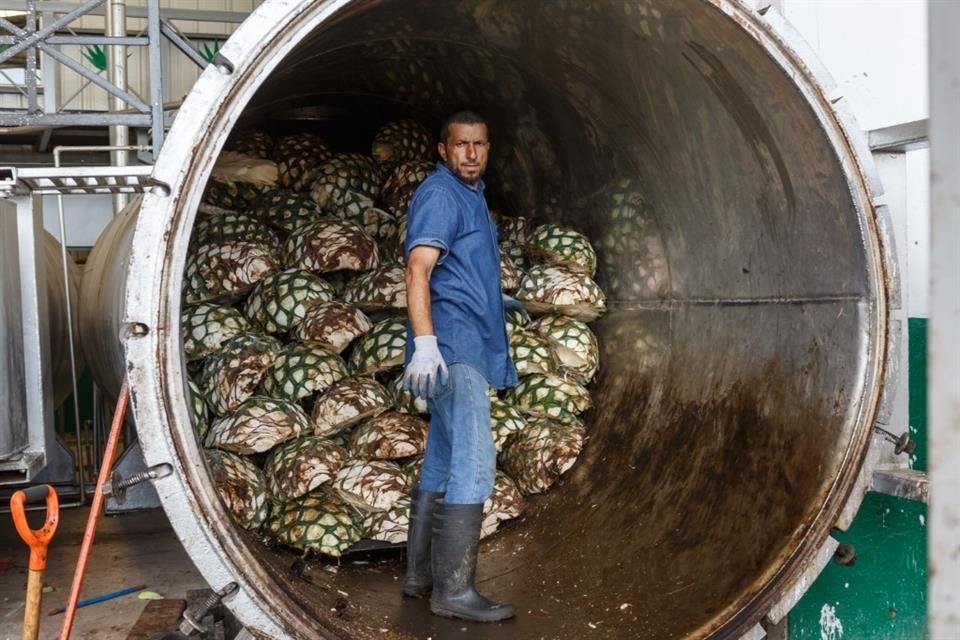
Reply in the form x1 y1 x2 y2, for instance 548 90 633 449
403 335 449 400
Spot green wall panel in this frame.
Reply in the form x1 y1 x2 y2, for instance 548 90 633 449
788 316 928 639
787 492 927 639
908 318 927 472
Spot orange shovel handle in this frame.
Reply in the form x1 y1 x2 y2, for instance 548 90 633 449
10 485 59 571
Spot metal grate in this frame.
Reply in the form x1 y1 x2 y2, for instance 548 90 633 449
0 164 154 197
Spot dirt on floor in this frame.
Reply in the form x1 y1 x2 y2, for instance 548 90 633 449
0 506 207 640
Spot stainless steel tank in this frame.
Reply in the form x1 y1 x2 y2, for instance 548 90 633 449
79 0 900 637
44 231 83 411
2 221 82 462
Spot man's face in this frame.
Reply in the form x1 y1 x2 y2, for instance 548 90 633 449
438 122 490 186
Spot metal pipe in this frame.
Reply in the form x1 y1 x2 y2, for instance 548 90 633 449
51 147 86 506
0 113 152 128
51 144 150 156
57 382 128 640
0 36 149 46
91 386 101 478
105 0 129 212
160 19 207 70
24 0 38 113
39 8 59 154
146 0 164 156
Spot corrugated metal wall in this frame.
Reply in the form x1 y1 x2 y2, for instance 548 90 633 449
2 1 262 112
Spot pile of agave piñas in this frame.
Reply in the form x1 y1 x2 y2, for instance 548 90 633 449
184 120 607 559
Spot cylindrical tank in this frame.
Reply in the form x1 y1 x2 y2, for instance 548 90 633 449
79 199 138 408
81 1 899 638
2 225 82 460
44 231 84 410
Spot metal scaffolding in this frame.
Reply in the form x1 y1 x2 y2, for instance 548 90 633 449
0 0 237 490
0 0 163 151
0 0 226 157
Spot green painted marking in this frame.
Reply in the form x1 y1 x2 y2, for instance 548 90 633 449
789 492 927 639
908 317 927 472
82 45 107 72
199 40 221 64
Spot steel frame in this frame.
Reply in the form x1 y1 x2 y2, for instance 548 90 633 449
0 0 161 147
0 164 153 196
0 1 250 24
0 0 219 155
0 155 153 486
865 119 929 504
0 194 54 486
0 0 229 494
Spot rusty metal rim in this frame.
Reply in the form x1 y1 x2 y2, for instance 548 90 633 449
122 1 893 638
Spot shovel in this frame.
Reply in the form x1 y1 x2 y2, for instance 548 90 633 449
10 484 60 640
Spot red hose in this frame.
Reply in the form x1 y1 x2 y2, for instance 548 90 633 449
58 382 129 640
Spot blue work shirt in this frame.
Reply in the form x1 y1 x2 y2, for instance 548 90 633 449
403 162 518 389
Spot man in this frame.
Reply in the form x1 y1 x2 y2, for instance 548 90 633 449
401 111 518 623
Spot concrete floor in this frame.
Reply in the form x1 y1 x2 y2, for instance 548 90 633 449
0 506 207 640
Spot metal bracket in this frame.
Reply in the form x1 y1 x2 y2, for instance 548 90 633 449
101 461 172 504
178 583 239 637
868 119 929 153
871 466 929 504
874 425 916 456
0 452 44 485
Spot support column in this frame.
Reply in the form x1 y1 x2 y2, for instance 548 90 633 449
106 0 129 212
928 2 960 636
16 194 53 482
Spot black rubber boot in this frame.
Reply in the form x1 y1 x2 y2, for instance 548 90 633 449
429 503 515 622
403 490 444 597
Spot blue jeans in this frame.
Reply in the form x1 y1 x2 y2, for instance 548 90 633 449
418 363 497 504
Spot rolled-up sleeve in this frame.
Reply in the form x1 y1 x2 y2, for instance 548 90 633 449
404 186 461 264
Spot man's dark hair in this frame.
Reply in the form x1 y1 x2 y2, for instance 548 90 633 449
439 111 487 144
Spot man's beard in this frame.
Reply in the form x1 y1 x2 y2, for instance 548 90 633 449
446 160 485 186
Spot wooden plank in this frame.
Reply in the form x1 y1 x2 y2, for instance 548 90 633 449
125 598 186 640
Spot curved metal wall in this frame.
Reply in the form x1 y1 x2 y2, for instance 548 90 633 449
77 1 898 638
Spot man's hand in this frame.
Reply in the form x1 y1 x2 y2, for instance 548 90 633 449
403 335 449 399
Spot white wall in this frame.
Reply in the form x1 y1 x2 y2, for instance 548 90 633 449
905 150 929 318
782 0 929 451
783 0 930 319
784 0 927 131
